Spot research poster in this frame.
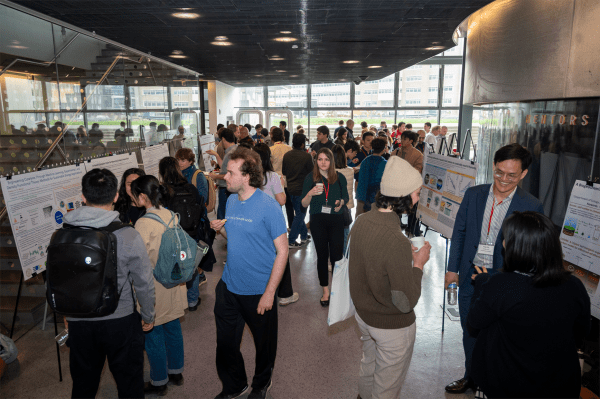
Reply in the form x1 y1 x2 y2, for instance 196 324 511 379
200 135 217 172
141 143 170 178
416 152 478 239
84 152 139 186
0 164 86 280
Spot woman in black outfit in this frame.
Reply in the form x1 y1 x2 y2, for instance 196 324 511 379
301 148 349 306
468 211 590 399
115 168 146 224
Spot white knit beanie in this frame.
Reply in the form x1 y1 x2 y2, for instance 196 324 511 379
380 156 423 197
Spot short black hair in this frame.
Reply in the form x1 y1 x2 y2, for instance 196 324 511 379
375 191 414 217
216 123 224 130
360 121 368 128
279 120 287 127
292 133 307 149
244 123 252 131
272 128 284 142
255 124 263 131
130 175 168 208
361 131 374 141
82 168 118 206
371 137 387 153
502 211 570 287
425 122 432 128
92 123 99 129
398 122 406 128
317 125 330 137
493 143 533 171
401 130 415 144
220 128 235 144
344 140 360 153
405 123 412 130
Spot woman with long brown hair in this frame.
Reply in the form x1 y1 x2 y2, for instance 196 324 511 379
301 148 349 306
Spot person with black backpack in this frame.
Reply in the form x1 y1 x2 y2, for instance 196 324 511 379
48 168 156 398
158 156 205 311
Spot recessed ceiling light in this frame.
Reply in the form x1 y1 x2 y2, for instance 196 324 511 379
211 41 233 46
280 31 292 34
343 60 360 64
274 37 297 42
426 46 445 50
172 12 200 19
290 75 299 77
270 57 285 61
172 50 183 55
254 75 263 77
368 65 382 68
214 36 228 41
235 82 243 84
169 55 187 59
276 70 287 73
339 79 347 81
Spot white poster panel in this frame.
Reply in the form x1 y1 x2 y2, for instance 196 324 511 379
140 143 170 178
200 135 216 172
0 164 86 280
416 152 478 239
84 153 139 186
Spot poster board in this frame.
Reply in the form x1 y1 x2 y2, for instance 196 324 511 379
416 152 478 239
200 135 216 172
559 180 600 318
84 152 139 186
0 164 86 280
140 143 170 178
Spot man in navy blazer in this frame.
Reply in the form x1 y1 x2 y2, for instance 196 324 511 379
444 143 544 394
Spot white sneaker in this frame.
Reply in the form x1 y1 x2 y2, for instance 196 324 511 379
278 292 299 306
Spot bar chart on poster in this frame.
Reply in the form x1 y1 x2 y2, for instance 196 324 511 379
559 180 600 318
0 164 86 280
417 152 478 239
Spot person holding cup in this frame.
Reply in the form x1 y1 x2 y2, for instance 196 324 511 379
301 148 349 306
349 156 431 399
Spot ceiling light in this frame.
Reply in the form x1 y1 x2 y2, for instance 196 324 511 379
269 57 285 61
280 31 292 34
172 12 200 19
211 41 233 46
169 55 187 59
290 75 299 77
214 36 228 41
276 70 287 73
343 60 360 64
274 37 297 42
368 65 382 69
339 79 347 81
172 50 183 55
254 75 263 77
426 46 445 50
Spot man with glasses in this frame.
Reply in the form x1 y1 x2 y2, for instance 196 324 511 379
443 143 544 395
415 130 427 153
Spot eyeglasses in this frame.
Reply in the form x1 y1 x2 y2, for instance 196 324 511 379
493 169 520 182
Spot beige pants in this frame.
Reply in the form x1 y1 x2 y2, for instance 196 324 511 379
355 312 417 399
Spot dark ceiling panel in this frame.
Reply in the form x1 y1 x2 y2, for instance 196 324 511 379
8 0 493 86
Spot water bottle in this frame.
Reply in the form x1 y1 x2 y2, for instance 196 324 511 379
55 329 69 346
447 283 457 306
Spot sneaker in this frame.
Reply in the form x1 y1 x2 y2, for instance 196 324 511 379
289 241 302 249
144 382 168 396
198 272 207 287
214 385 250 399
278 292 299 306
248 379 272 399
168 373 184 386
300 234 311 244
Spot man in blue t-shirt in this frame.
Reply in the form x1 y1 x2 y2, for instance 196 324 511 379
210 148 288 399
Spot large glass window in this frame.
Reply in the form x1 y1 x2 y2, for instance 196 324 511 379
238 87 264 107
397 110 439 128
85 85 125 110
129 86 168 110
170 87 199 110
354 74 394 108
442 65 462 107
353 110 395 128
311 83 350 108
268 85 307 107
399 65 440 107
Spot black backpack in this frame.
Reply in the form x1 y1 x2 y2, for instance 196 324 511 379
167 184 203 236
46 221 128 318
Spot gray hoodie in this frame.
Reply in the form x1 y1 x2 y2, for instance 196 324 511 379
64 206 156 323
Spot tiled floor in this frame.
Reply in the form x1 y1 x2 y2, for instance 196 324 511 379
1 214 474 399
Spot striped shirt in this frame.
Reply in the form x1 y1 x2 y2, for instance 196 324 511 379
472 185 517 268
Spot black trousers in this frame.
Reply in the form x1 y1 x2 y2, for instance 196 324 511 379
214 279 278 394
283 188 295 228
309 213 345 287
68 312 145 399
277 256 293 298
407 203 422 236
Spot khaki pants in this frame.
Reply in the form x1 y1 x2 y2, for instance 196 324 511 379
355 313 416 399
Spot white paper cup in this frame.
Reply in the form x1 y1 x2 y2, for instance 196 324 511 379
410 236 425 251
315 183 324 193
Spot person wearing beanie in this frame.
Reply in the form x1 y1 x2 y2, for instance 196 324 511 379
349 156 431 399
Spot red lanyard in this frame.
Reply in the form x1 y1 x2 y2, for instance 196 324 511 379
322 179 330 204
487 198 503 236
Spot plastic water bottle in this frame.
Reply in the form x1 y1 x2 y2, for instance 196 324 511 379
447 283 457 306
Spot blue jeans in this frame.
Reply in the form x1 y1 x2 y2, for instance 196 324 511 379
145 319 184 386
187 272 200 307
289 195 308 244
217 187 230 220
343 226 350 253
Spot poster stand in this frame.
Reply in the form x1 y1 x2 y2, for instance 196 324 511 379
460 129 477 162
9 273 23 339
440 235 450 333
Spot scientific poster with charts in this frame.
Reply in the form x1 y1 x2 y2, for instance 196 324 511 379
0 164 86 280
200 135 216 172
84 152 139 186
416 152 478 239
141 143 170 178
559 181 600 318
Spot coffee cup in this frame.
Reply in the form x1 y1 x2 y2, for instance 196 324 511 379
410 236 425 251
315 183 324 194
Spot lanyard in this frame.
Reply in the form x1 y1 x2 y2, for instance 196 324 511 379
487 197 503 236
322 179 330 204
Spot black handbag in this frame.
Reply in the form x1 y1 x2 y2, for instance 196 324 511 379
337 174 353 227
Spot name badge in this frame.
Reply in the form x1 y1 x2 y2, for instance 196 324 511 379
477 243 494 256
321 206 332 214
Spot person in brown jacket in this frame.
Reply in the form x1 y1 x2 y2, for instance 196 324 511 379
349 156 431 399
391 131 423 174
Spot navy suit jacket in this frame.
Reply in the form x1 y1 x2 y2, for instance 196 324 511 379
448 184 544 293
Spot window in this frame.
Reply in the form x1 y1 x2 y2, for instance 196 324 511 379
379 89 393 94
407 65 422 70
428 87 438 92
355 91 361 95
173 89 187 95
268 85 307 107
143 101 168 107
405 100 421 105
406 76 422 82
443 98 452 104
174 102 188 107
405 88 421 93
142 89 166 95
444 74 454 79
428 99 437 104
444 86 453 92
429 75 438 80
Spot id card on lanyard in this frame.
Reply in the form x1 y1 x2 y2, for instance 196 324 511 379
321 180 332 214
477 197 503 259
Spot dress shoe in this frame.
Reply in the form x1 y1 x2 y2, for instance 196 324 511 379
168 373 184 386
444 377 475 394
144 382 168 396
248 379 272 398
214 385 250 399
320 297 330 307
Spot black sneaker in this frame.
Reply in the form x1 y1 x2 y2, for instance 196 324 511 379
168 373 184 386
198 272 207 287
289 241 302 249
214 385 250 399
144 381 168 396
300 234 311 244
248 379 272 399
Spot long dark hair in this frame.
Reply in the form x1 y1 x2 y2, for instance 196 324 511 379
130 175 168 208
312 148 338 184
332 144 348 169
158 156 188 187
114 168 146 221
252 143 273 186
502 211 569 287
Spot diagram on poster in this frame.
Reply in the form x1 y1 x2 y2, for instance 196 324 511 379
84 152 139 186
417 152 478 239
559 181 600 276
0 164 86 280
200 135 216 172
141 143 170 178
